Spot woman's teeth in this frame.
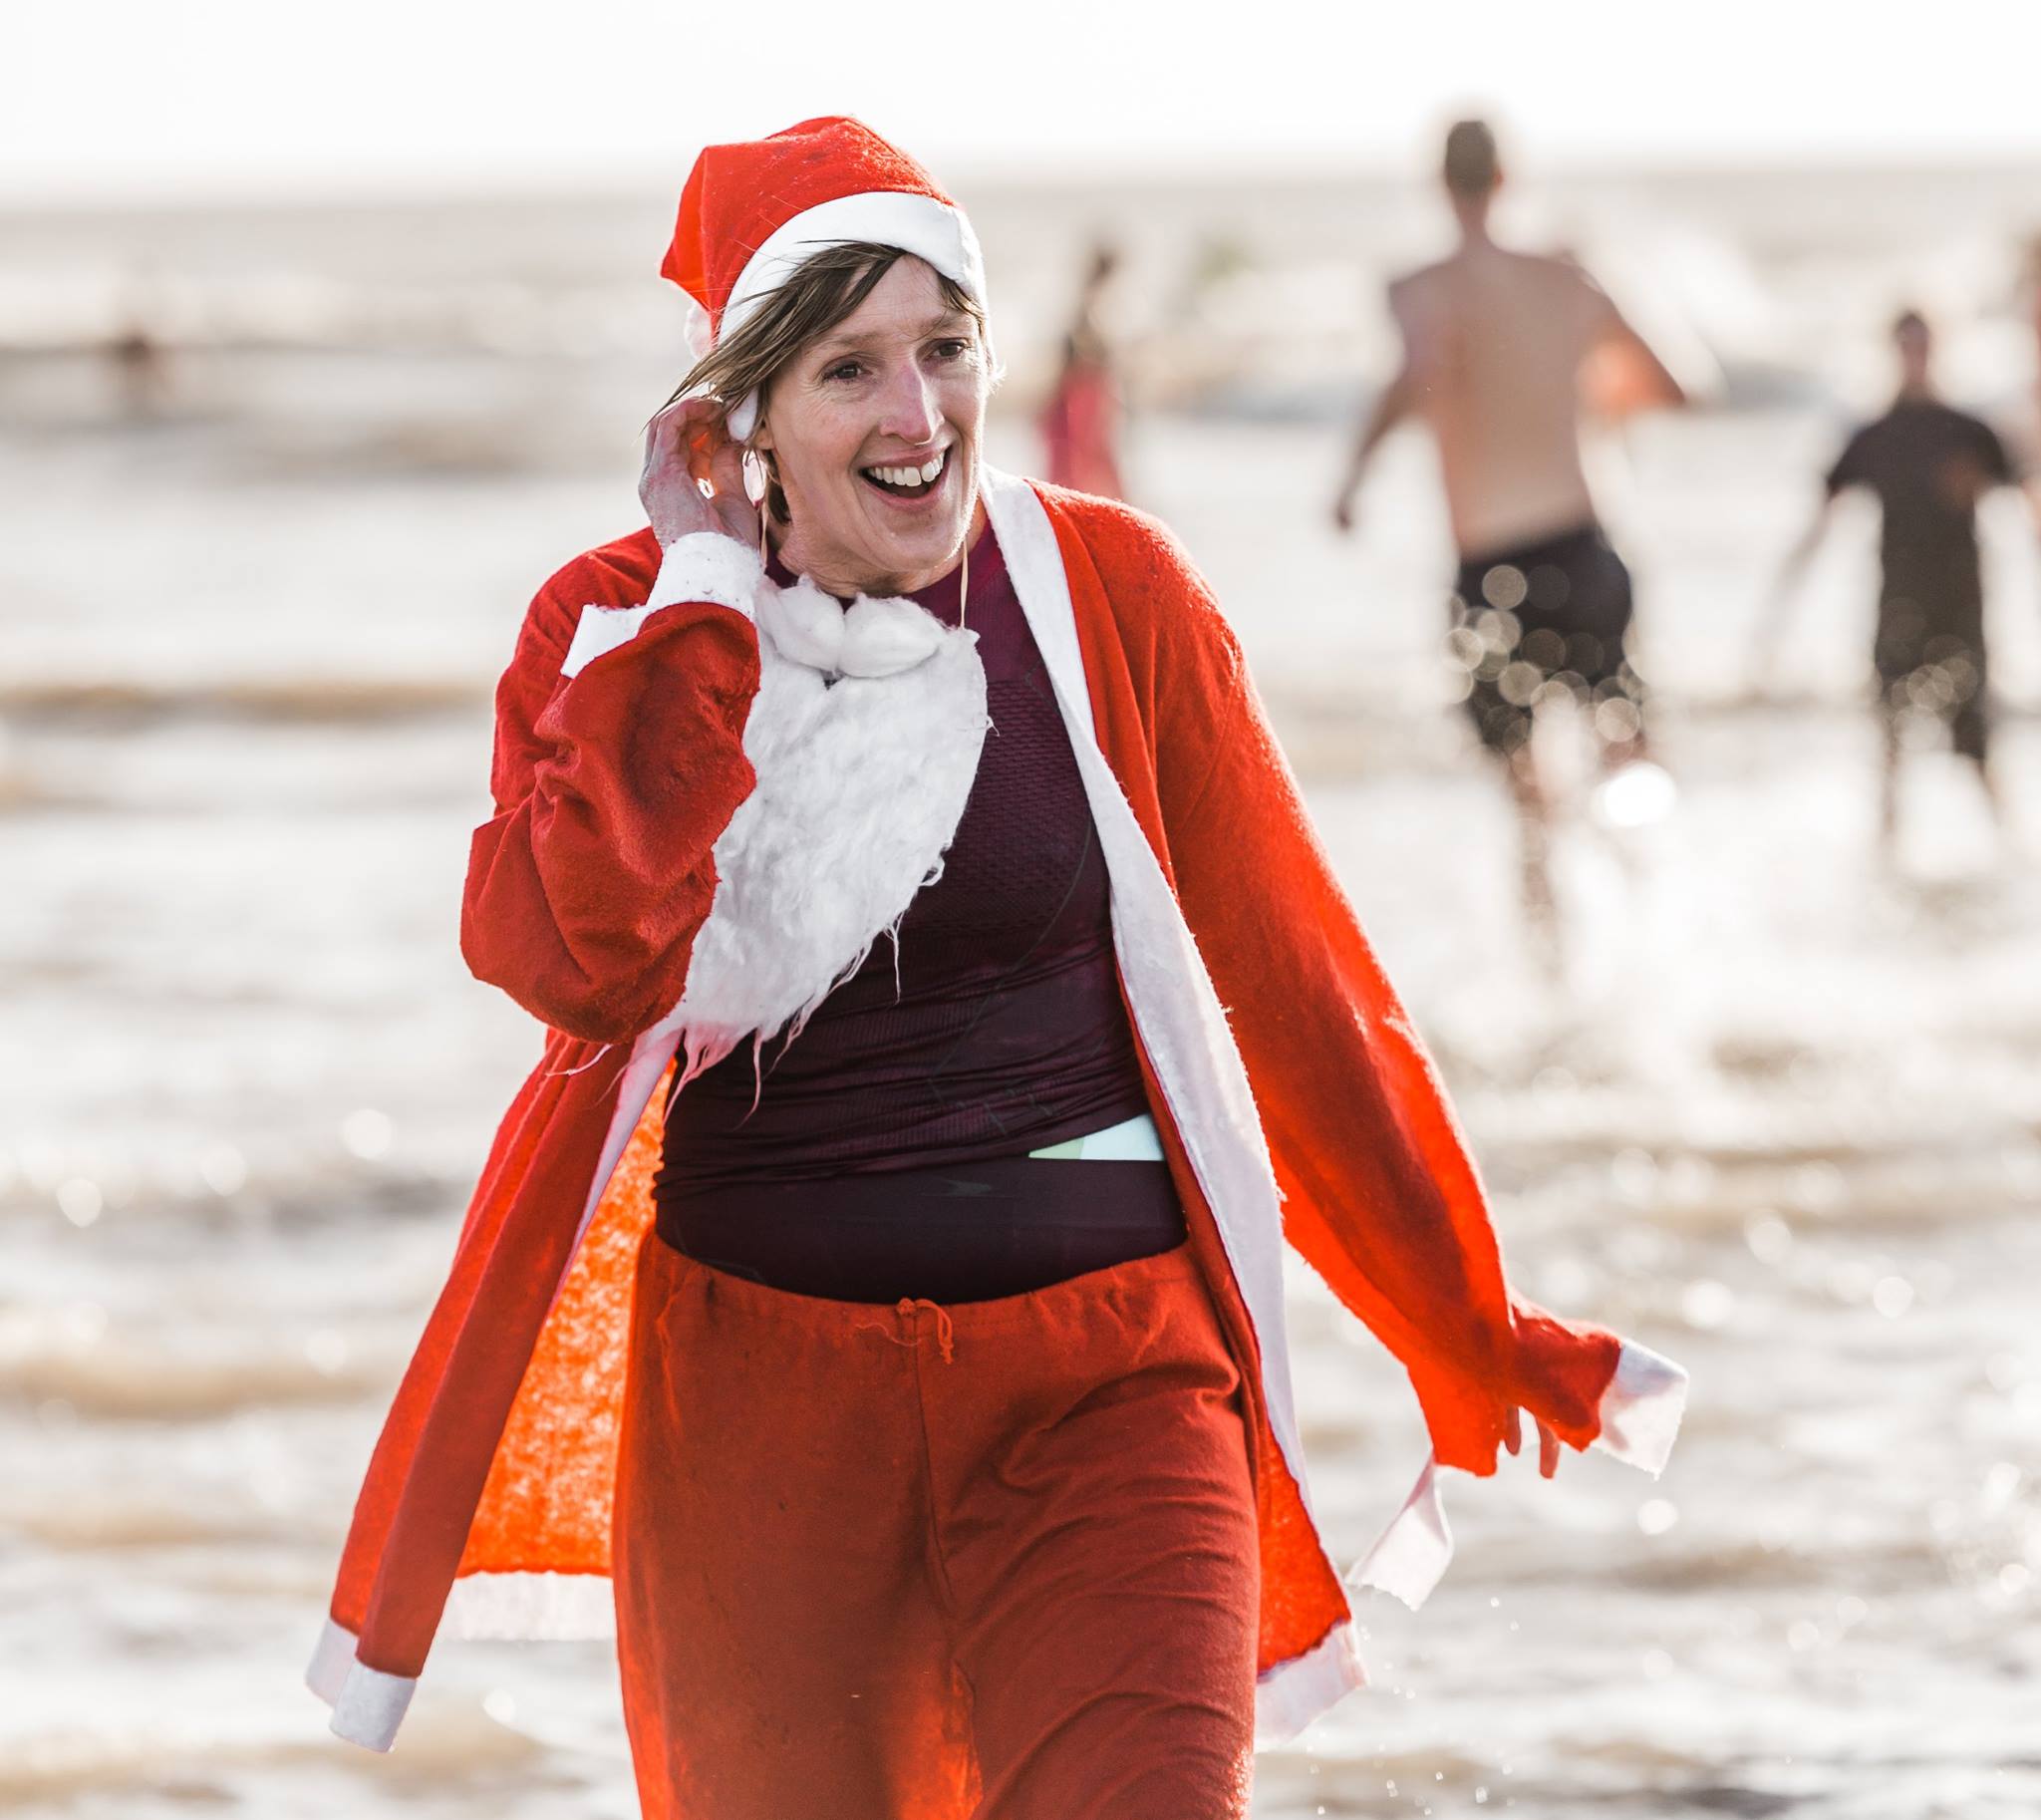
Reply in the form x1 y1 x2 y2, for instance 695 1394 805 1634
862 452 948 494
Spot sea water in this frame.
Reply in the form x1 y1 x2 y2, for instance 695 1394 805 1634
4 170 2041 1816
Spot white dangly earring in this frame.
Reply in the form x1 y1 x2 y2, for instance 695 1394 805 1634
742 444 769 564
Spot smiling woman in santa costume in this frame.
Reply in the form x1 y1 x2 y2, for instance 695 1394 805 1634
305 118 1687 1817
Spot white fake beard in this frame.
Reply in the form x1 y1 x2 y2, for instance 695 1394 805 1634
650 571 990 1085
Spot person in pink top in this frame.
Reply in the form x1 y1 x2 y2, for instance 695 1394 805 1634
1038 241 1126 499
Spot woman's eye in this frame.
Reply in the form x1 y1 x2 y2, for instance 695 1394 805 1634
823 361 863 383
931 339 970 361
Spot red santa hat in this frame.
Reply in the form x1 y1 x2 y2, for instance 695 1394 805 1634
663 117 989 439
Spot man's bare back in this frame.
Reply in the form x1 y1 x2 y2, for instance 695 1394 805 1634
1391 244 1628 557
1329 119 1688 943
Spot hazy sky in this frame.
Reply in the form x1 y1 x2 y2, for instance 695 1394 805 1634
16 0 2041 201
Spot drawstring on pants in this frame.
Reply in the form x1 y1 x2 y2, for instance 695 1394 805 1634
854 1298 955 1365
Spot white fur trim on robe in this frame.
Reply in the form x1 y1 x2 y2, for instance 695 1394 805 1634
446 1569 616 1641
647 574 989 1086
555 540 991 1274
1253 1621 1367 1748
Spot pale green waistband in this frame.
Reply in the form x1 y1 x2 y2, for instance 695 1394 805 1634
1025 1111 1165 1163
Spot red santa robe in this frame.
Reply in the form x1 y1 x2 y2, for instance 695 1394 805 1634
307 467 1686 1752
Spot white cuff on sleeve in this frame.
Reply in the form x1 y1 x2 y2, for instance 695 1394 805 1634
329 1658 418 1753
1347 1338 1687 1615
559 533 762 678
645 531 763 615
306 1616 418 1753
1589 1339 1689 1477
305 1616 358 1706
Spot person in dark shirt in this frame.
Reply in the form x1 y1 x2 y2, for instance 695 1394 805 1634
1763 309 2022 854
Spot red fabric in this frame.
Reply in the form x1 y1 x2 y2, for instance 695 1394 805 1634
613 1233 1258 1820
318 484 1627 1707
1044 488 1623 1467
460 535 757 1043
662 117 956 328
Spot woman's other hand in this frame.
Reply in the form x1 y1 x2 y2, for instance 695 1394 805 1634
1504 1406 1564 1479
640 396 762 552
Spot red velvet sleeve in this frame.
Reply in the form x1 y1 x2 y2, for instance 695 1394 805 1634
458 559 761 1045
1153 572 1616 1472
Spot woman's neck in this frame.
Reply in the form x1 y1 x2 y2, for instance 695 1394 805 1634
773 499 988 600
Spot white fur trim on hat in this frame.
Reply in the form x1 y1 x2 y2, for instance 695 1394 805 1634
719 189 988 442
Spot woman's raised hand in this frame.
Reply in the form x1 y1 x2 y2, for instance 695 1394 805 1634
639 396 762 552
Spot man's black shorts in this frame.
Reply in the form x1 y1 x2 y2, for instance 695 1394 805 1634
1448 520 1644 757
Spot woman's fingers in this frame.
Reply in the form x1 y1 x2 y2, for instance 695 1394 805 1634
640 394 762 552
1506 1408 1562 1478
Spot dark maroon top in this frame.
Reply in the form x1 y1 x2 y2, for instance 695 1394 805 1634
654 525 1154 1200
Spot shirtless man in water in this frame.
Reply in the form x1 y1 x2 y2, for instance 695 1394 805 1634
1331 120 1687 922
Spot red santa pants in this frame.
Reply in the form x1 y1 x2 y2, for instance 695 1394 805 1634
612 1226 1260 1820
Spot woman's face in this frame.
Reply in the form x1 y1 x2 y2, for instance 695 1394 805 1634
753 256 988 597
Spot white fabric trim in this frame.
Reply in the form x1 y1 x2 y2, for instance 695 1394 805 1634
716 189 987 441
446 1569 617 1641
1253 1620 1367 1748
981 466 1322 1534
554 558 986 1291
1591 1339 1689 1476
330 1656 417 1753
722 189 984 350
1347 1340 1687 1616
561 602 662 680
1348 1451 1454 1610
559 535 761 679
645 532 765 617
305 1615 358 1706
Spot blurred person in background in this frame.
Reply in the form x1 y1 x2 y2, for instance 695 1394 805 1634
305 117 1682 1818
1760 308 2025 859
1036 239 1126 498
1330 118 1688 931
109 270 169 420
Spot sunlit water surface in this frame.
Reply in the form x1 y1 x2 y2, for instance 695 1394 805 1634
6 203 2041 1818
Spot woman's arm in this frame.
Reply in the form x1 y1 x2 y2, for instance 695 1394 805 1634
1151 574 1618 1469
459 541 761 1045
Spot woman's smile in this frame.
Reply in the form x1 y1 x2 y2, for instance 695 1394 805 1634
859 443 952 503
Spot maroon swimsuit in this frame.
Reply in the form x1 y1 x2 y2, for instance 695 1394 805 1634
652 526 1184 1303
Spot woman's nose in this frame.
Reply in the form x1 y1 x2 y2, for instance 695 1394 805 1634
875 363 941 445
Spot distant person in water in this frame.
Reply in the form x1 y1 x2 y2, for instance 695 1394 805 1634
1762 309 2024 856
1330 119 1688 927
1038 242 1126 498
110 272 169 420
